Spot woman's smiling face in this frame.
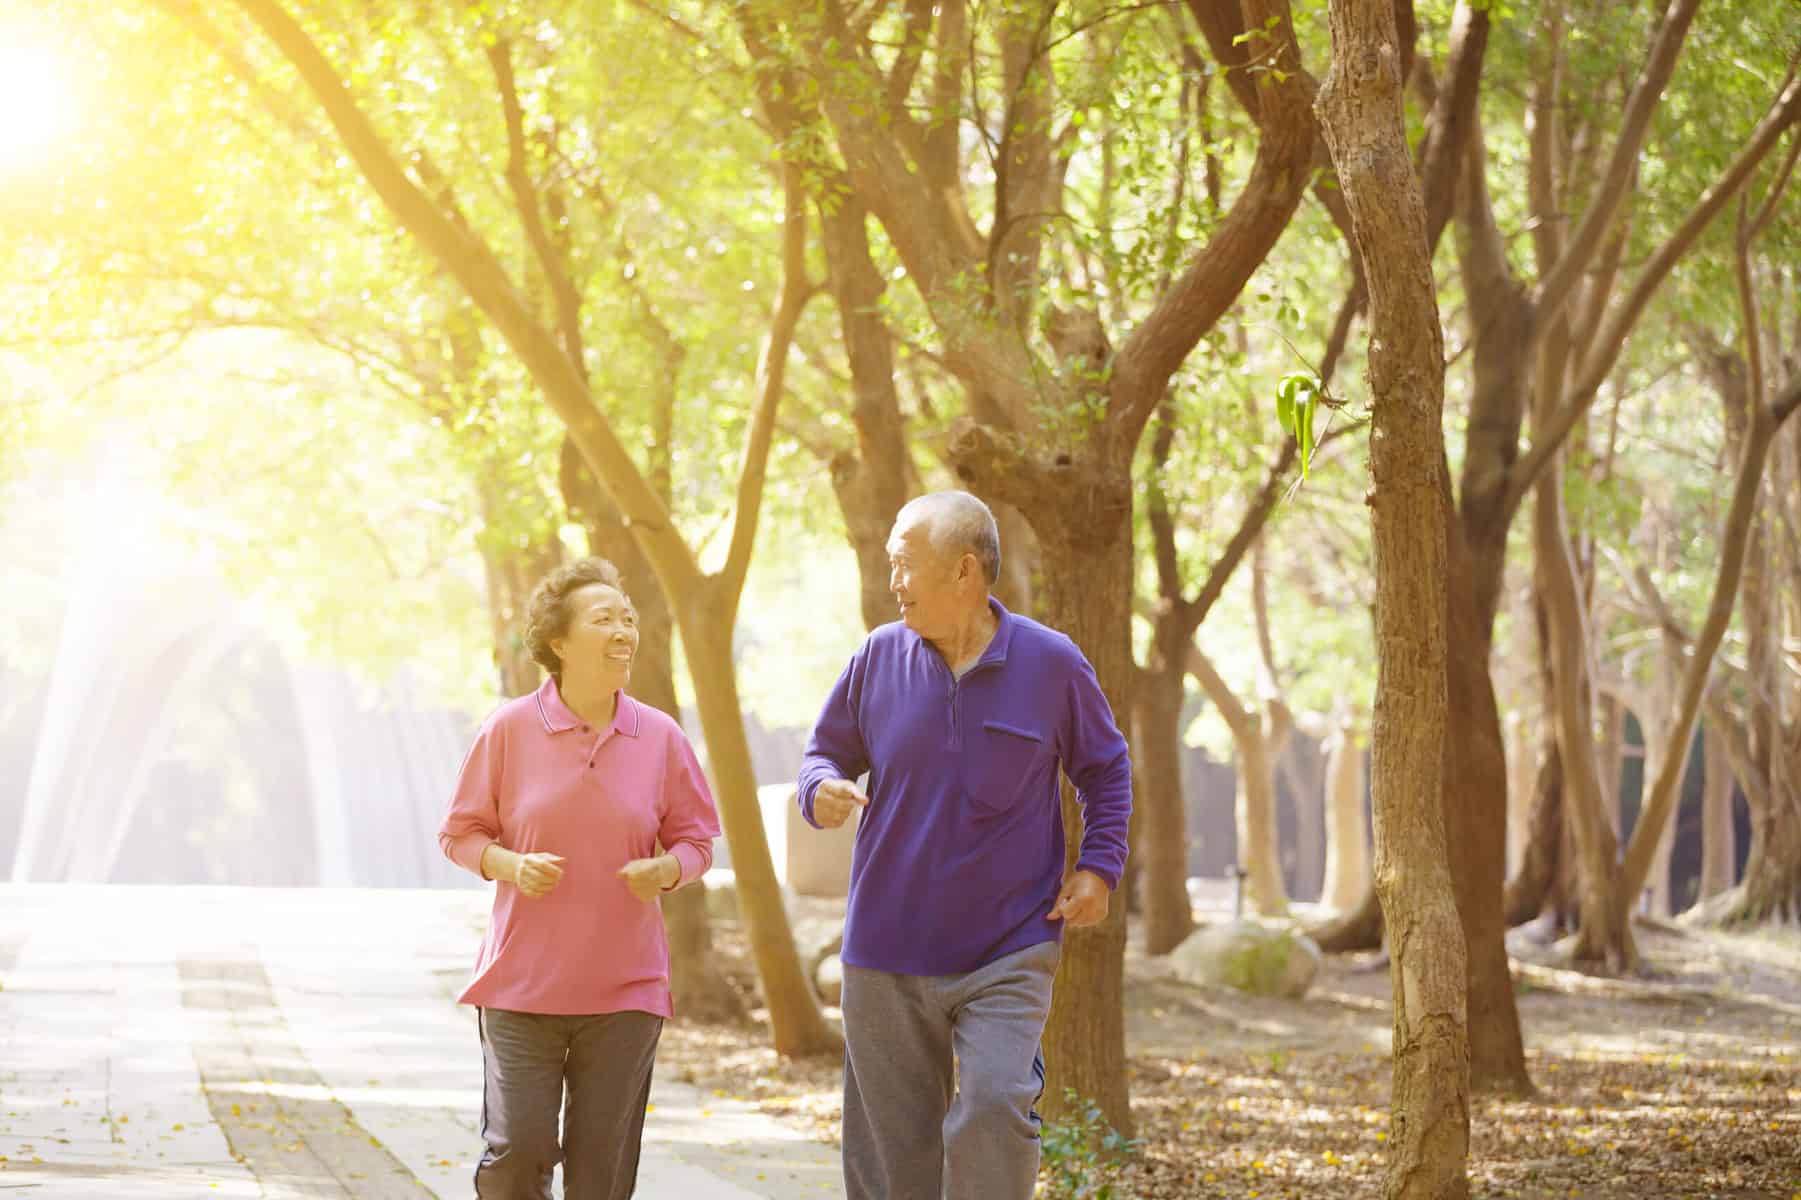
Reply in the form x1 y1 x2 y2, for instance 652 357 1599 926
551 583 639 685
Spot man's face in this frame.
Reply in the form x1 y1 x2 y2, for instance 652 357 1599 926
886 518 964 638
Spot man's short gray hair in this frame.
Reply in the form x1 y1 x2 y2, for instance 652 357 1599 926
897 491 1002 588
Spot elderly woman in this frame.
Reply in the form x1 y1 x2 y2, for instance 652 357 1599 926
439 557 721 1200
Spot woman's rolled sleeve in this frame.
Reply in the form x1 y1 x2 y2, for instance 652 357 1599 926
659 734 723 890
439 721 505 878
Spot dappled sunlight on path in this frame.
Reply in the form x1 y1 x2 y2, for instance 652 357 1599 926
0 885 843 1198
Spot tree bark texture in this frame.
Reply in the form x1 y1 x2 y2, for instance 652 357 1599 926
1033 511 1136 1136
1317 0 1471 1191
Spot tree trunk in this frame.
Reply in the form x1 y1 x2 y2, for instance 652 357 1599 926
682 605 837 1047
1698 722 1737 901
818 193 911 631
1615 389 1798 926
562 444 747 1025
1599 693 1627 841
1284 739 1326 901
1187 647 1290 916
1534 464 1635 969
1317 1 1471 1191
1134 664 1195 954
1734 785 1801 923
475 526 561 700
1312 883 1384 952
1443 508 1531 1092
1034 506 1135 1135
1321 717 1370 912
1237 724 1291 915
1503 741 1563 926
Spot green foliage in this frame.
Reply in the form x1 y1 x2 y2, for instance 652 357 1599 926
1040 1089 1139 1200
1275 370 1321 480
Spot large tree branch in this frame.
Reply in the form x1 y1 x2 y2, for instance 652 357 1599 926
1529 0 1702 325
718 164 816 605
217 0 704 599
1187 641 1255 737
988 4 1060 335
487 38 587 374
1111 0 1314 441
1616 383 1795 906
774 3 1035 420
1505 73 1801 521
1416 0 1489 247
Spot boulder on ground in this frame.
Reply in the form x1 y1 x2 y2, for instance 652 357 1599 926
1169 919 1322 999
815 954 844 1007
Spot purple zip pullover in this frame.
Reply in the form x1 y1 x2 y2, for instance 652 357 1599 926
798 597 1132 976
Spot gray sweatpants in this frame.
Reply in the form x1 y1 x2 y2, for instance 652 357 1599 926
475 1007 662 1200
841 940 1060 1200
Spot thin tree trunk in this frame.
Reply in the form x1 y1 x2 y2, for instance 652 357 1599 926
1503 742 1563 926
1535 460 1635 969
1443 505 1531 1091
1318 0 1471 1189
1134 665 1195 954
1599 693 1627 841
1321 717 1370 912
1188 646 1290 916
1698 722 1737 901
1615 212 1801 921
1283 739 1326 902
562 443 747 1025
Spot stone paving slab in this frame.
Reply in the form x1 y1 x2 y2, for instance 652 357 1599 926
0 884 844 1198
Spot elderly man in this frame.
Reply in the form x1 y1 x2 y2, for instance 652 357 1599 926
798 490 1132 1200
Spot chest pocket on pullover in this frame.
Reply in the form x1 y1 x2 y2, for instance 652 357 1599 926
966 720 1047 815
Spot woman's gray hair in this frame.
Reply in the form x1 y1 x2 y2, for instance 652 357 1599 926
898 491 1002 587
524 557 625 683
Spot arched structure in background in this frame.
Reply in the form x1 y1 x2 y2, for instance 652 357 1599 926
7 460 475 888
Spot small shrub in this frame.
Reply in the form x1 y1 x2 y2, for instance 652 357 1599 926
1039 1088 1138 1199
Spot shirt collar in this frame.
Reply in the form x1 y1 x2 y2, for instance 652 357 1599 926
982 595 1015 665
534 676 641 738
908 595 1014 669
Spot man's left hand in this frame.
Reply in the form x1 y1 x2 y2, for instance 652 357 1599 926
1046 869 1110 928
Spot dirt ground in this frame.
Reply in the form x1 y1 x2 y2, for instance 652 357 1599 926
660 897 1801 1199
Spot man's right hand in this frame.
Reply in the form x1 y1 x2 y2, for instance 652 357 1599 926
812 779 870 829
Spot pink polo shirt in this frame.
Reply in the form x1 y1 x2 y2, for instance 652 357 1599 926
438 677 721 1017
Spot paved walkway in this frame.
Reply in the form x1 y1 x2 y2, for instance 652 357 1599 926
0 884 845 1198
